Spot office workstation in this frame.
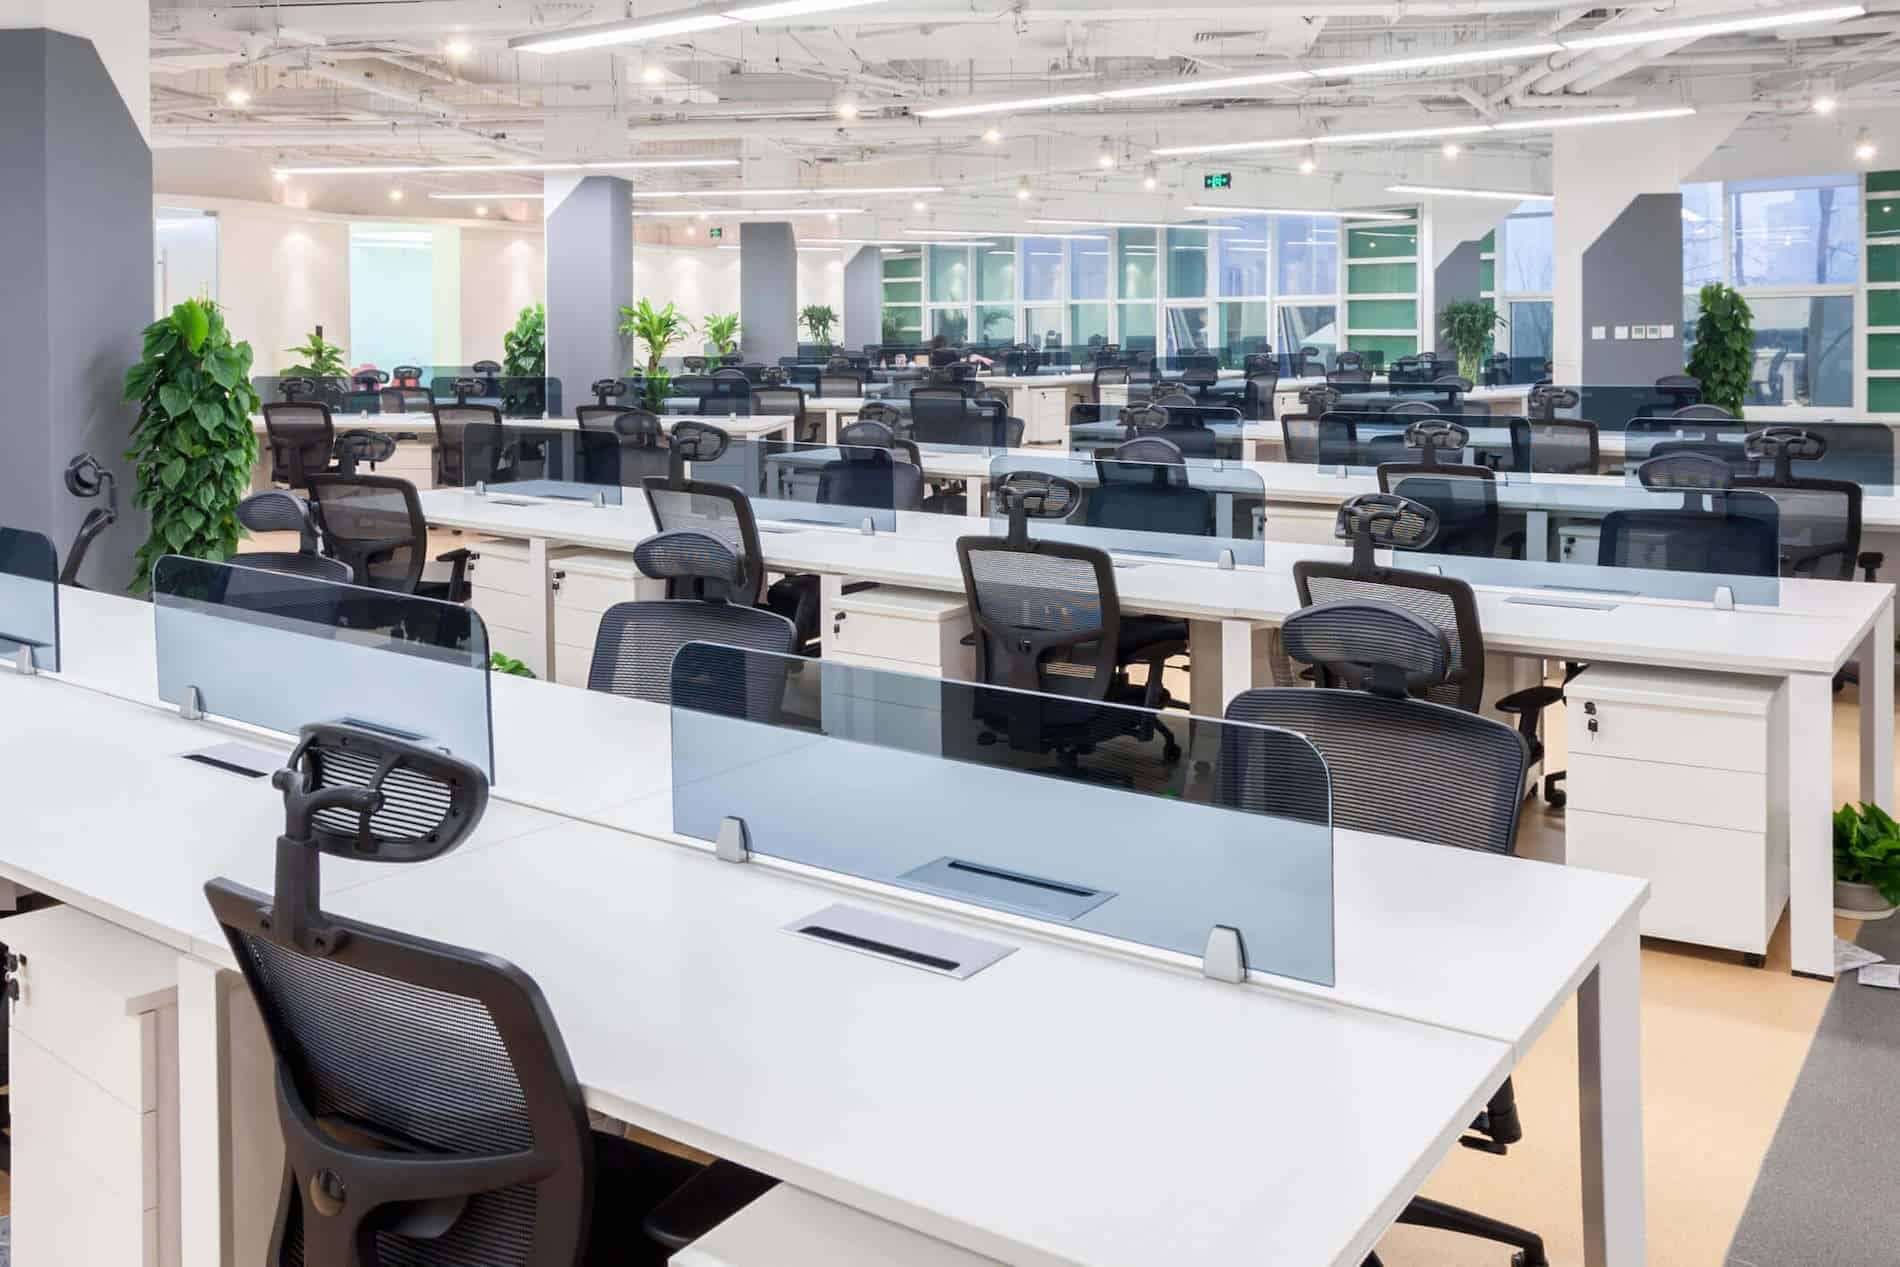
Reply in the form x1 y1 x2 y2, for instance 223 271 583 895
12 3 1900 1266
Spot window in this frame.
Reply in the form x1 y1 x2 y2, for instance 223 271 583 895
1021 237 1065 302
1681 182 1722 287
1275 215 1338 297
1509 300 1554 364
1500 204 1553 295
1069 235 1110 299
1218 218 1269 298
927 245 969 303
349 225 443 372
1729 180 1858 287
154 208 219 320
1165 307 1210 354
1166 227 1210 299
1747 294 1853 408
973 245 1015 346
1069 302 1110 348
1118 301 1157 353
1492 201 1553 372
880 249 924 344
1218 302 1269 362
1024 305 1063 348
1117 228 1157 300
1278 304 1339 366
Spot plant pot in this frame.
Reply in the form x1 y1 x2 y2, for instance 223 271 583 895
1835 879 1898 920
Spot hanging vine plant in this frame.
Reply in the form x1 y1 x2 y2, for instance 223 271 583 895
122 298 260 591
1686 282 1753 417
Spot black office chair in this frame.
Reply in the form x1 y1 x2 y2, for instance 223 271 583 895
1221 605 1546 1267
263 401 339 490
305 474 472 602
587 534 799 706
1334 350 1364 372
1242 370 1280 422
234 490 352 582
204 722 772 1267
1599 489 1783 577
1179 359 1221 400
379 385 433 414
1093 366 1130 393
1736 428 1882 581
817 373 863 398
1514 417 1600 475
1375 422 1503 558
1525 383 1574 422
853 400 907 435
1297 346 1325 377
955 484 1183 773
818 441 924 513
1655 373 1703 409
642 468 816 650
578 408 671 486
1088 437 1216 538
838 418 921 468
1327 367 1373 386
432 396 508 487
911 388 1014 447
752 386 815 443
1482 352 1512 386
576 379 633 431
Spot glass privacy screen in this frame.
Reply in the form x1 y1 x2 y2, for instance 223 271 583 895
1389 474 1782 605
987 453 1267 564
1067 403 1250 461
152 555 495 775
0 526 59 672
668 643 1336 986
1307 409 1526 474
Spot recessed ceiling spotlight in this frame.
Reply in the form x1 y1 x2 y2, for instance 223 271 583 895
475 204 488 216
223 66 252 107
389 188 405 202
982 126 1003 144
826 210 839 221
1442 141 1462 159
1016 176 1032 201
836 98 860 120
1298 153 1317 175
641 64 665 84
912 198 927 212
1096 140 1116 169
686 224 697 235
1813 94 1838 115
445 37 473 60
1142 163 1158 191
696 211 709 220
1857 128 1878 161
272 170 290 183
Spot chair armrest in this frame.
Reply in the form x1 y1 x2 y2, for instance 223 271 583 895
1494 684 1562 716
642 1160 778 1251
435 547 474 601
1860 550 1885 583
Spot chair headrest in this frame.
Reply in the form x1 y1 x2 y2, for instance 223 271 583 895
334 431 397 463
591 377 626 402
856 400 902 427
994 471 1080 520
451 377 482 401
472 359 501 373
1745 426 1826 462
634 530 748 590
277 722 489 863
1529 384 1580 410
1334 493 1440 551
1121 402 1168 432
1300 384 1340 409
1109 436 1185 466
840 419 896 449
1281 600 1453 700
280 376 315 401
236 489 310 534
670 420 729 462
1404 419 1469 452
1636 450 1733 490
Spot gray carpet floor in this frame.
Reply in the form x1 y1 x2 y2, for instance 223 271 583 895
1725 915 1900 1266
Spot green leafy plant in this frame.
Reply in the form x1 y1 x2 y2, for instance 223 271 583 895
1687 282 1753 417
1835 802 1900 905
489 652 537 679
703 312 742 356
1438 300 1505 383
503 303 546 378
640 365 674 412
122 298 260 592
881 310 906 343
934 310 968 344
619 298 693 373
283 326 346 378
799 303 838 352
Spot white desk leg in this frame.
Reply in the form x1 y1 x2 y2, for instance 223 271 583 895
527 535 554 680
1859 596 1894 808
1526 509 1550 562
178 957 232 1267
1578 917 1646 1267
824 410 838 446
1786 670 1836 979
1220 618 1254 711
965 474 988 520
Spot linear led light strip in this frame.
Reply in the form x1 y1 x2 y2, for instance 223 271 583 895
638 208 867 217
914 5 1861 118
429 192 548 201
1154 106 1697 156
1386 185 1553 202
275 159 738 176
512 0 891 54
634 185 943 198
1178 205 1413 221
1025 218 1242 231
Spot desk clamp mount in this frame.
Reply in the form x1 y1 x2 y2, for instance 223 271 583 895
1712 585 1736 612
1216 548 1235 571
860 516 877 536
1202 925 1248 984
715 815 751 864
178 685 204 721
13 644 35 678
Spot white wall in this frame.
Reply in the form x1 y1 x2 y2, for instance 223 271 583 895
798 251 847 334
630 240 847 354
461 227 545 364
215 210 351 375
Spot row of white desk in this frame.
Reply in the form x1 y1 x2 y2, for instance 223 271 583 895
3 583 1652 1265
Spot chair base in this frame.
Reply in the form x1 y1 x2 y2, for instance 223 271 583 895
587 1130 709 1266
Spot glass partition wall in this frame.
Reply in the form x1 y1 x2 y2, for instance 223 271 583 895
882 206 1422 367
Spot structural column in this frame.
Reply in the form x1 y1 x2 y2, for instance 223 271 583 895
842 245 883 348
740 221 798 362
544 174 633 401
1425 199 1512 363
0 2 153 589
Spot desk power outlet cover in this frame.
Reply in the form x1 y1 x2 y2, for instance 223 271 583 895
786 904 1015 980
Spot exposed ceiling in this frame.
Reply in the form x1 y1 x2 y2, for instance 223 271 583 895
147 1 1900 233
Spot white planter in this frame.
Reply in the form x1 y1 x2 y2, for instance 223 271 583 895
1835 879 1898 920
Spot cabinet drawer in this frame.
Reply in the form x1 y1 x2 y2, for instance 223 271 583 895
1567 753 1767 832
486 625 541 666
464 544 539 596
553 646 595 689
470 587 543 634
554 607 606 660
1566 698 1767 773
826 609 948 666
8 954 169 1112
553 567 659 616
11 1030 154 1218
1567 809 1781 954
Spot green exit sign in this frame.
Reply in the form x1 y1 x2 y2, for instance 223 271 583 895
1203 172 1233 190
708 226 723 239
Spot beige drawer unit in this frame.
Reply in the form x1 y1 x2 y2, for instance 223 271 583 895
5 906 184 1267
465 537 582 678
824 585 974 679
1564 665 1784 960
551 551 667 688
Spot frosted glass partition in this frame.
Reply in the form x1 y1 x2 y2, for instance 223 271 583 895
1617 418 1895 493
152 556 495 775
987 453 1267 564
1390 475 1782 605
1066 403 1251 461
668 642 1336 985
1313 409 1528 473
0 527 59 672
250 373 562 419
692 439 911 531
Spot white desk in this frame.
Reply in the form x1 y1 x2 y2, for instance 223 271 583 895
19 589 1650 1265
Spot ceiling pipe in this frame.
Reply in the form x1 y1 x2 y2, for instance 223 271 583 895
1566 34 1707 93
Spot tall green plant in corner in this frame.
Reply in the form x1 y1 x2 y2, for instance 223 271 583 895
1438 300 1504 383
283 326 347 378
123 298 260 591
1687 282 1753 417
503 303 546 378
800 303 838 352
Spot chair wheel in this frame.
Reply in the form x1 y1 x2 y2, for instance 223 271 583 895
1163 741 1182 762
1546 788 1566 809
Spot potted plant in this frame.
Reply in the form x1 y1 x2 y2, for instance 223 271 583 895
503 303 545 378
283 326 347 378
1686 282 1753 417
1438 300 1504 383
1835 802 1900 918
799 303 838 354
121 298 261 591
489 652 536 679
703 312 742 357
620 298 693 372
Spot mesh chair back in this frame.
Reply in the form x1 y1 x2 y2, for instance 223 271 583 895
263 403 336 490
1732 480 1861 579
589 607 795 709
204 723 597 1267
1281 598 1451 696
1637 451 1734 490
855 401 904 431
1101 436 1186 472
577 408 668 485
1654 373 1702 405
1521 418 1599 474
239 489 317 541
957 535 1119 711
1242 372 1280 421
751 386 812 441
1673 403 1734 421
230 552 354 584
642 478 765 603
1223 683 1527 854
1327 368 1373 386
839 418 922 467
379 386 433 413
817 374 863 397
1282 413 1321 463
432 403 504 485
817 446 924 512
1093 366 1131 389
1527 384 1578 421
305 474 430 592
1375 464 1499 558
911 388 1006 446
1599 502 1782 577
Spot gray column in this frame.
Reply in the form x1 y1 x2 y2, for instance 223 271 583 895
1581 194 1687 384
0 28 151 590
1431 241 1485 364
842 246 882 349
740 222 798 362
545 175 632 400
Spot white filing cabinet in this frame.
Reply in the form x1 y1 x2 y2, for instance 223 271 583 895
550 551 666 688
1015 384 1081 445
823 585 974 680
465 537 581 676
5 906 182 1267
1564 665 1785 960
